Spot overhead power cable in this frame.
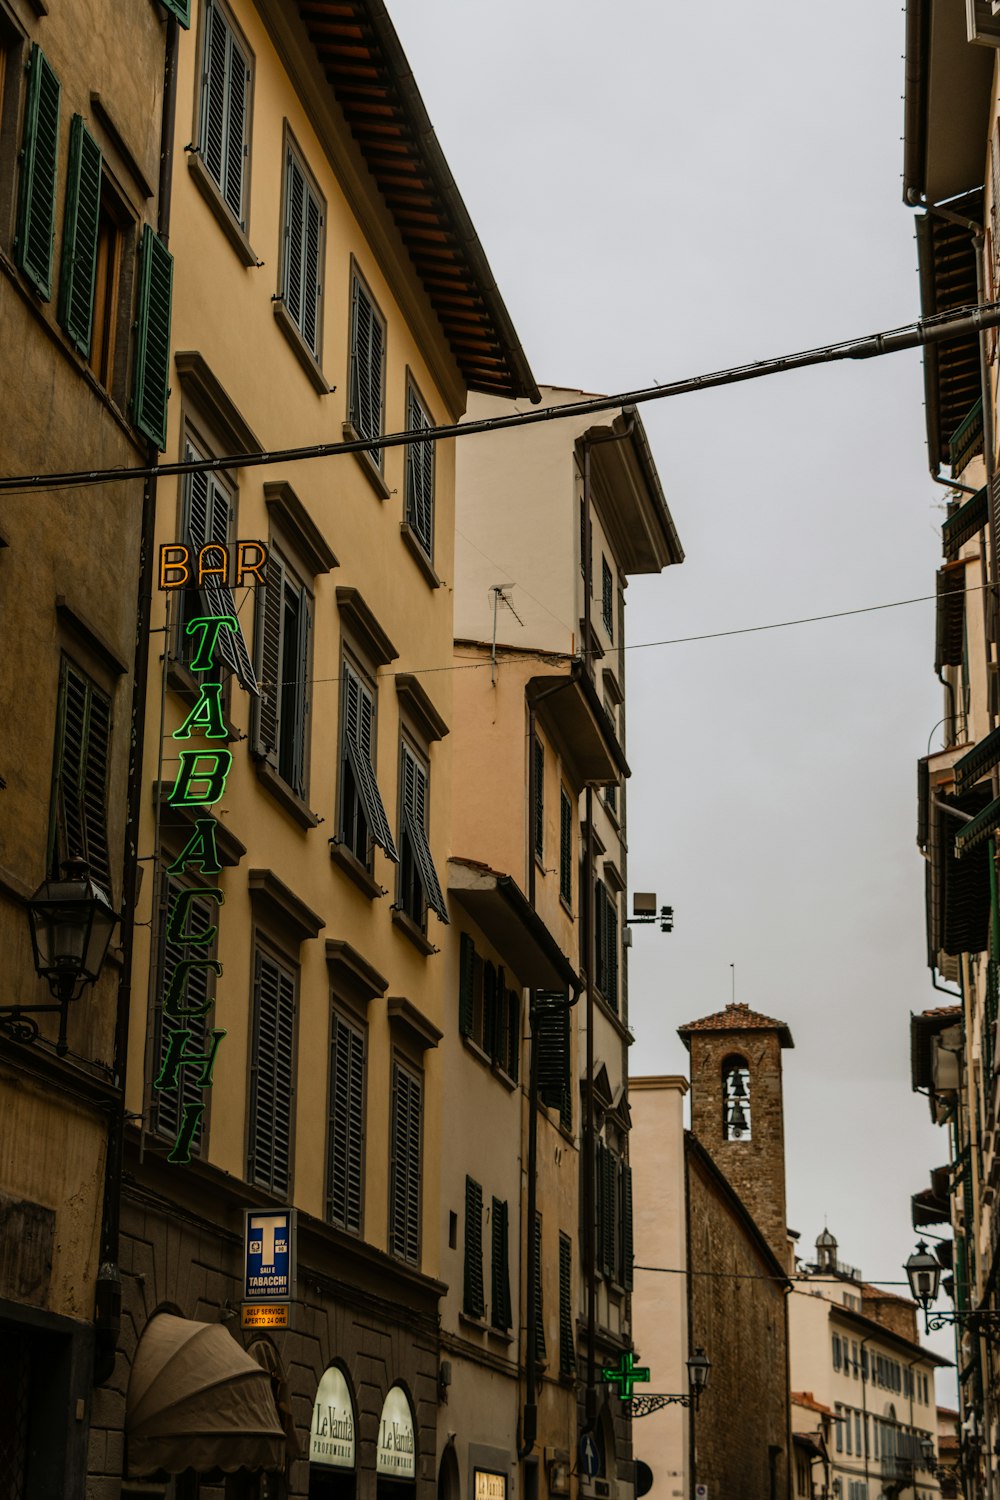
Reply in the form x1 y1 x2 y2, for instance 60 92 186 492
2 300 1000 493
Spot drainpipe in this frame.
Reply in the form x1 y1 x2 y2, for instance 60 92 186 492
93 12 178 1385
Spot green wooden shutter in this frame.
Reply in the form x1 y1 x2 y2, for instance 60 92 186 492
327 1010 365 1232
532 737 544 860
620 1160 634 1291
389 1062 422 1264
289 582 311 799
58 115 102 355
252 548 285 763
463 1177 485 1318
483 961 497 1060
506 987 520 1082
16 45 60 299
559 789 572 905
490 1197 511 1331
532 1213 546 1362
132 225 174 449
558 1233 575 1376
459 932 476 1037
535 992 569 1109
160 0 191 27
249 949 296 1193
50 658 112 893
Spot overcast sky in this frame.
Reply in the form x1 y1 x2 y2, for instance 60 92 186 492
389 2 958 1395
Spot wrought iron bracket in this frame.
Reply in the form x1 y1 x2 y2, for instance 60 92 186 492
925 1308 1000 1343
625 1393 694 1417
0 1000 70 1053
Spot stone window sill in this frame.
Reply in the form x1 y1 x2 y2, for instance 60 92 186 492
461 1035 518 1092
273 298 331 395
400 522 440 588
253 758 320 829
391 906 438 955
330 839 385 899
343 421 391 499
187 152 259 269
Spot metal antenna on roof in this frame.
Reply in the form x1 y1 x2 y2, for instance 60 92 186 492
490 585 523 685
731 963 735 1004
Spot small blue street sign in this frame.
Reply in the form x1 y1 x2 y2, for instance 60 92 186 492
578 1433 600 1478
243 1208 295 1302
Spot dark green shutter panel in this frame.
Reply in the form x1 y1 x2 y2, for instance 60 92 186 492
342 665 398 860
459 932 476 1037
50 659 112 893
620 1160 634 1291
532 1214 546 1362
249 950 295 1193
483 961 497 1060
533 737 544 859
494 967 506 1065
390 1063 421 1264
153 878 214 1148
132 225 174 449
491 1197 511 1331
463 1177 485 1318
535 993 569 1109
160 0 191 26
598 1144 618 1281
327 1011 365 1232
405 387 434 554
559 790 572 905
350 275 384 463
58 115 102 355
16 45 60 300
506 988 520 1082
558 1233 575 1376
253 549 285 761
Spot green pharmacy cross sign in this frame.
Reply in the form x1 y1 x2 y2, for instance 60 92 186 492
600 1351 650 1401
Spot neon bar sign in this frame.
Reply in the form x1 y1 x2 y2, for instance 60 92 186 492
152 543 266 1163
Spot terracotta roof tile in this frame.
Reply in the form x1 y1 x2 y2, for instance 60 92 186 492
678 1001 794 1049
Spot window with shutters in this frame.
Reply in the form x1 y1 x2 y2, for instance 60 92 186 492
457 932 520 1082
15 43 59 299
594 880 618 1012
601 556 613 640
559 787 573 909
48 657 113 894
397 740 448 933
197 0 252 232
389 1059 422 1265
278 136 324 362
132 224 174 449
532 735 544 864
558 1233 575 1377
404 380 434 559
534 991 570 1123
531 1213 546 1364
337 658 396 875
595 1142 633 1289
252 546 312 800
348 270 386 469
152 874 219 1153
0 19 27 255
326 1008 365 1233
248 944 297 1194
491 1196 512 1331
463 1177 485 1319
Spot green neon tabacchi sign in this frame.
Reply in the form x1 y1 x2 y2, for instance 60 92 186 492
153 611 247 1164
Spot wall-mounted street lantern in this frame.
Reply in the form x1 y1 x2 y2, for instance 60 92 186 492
0 858 118 1056
623 1347 711 1418
905 1241 1000 1342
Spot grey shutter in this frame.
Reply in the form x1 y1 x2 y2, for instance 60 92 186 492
51 659 112 894
390 1062 421 1264
463 1177 485 1318
350 275 384 463
283 149 304 329
532 1214 546 1362
15 45 60 300
535 993 569 1110
482 962 497 1060
506 988 520 1083
343 667 398 859
302 187 321 354
204 480 258 694
402 747 448 921
160 0 191 25
596 1143 610 1279
459 932 475 1037
558 1233 575 1376
253 549 285 760
405 388 433 554
58 115 102 356
132 226 174 450
201 1 228 192
490 1197 511 1331
200 2 251 225
153 878 214 1148
223 39 249 225
620 1160 633 1291
288 582 311 798
532 738 544 860
327 1011 365 1232
249 949 296 1193
559 789 572 905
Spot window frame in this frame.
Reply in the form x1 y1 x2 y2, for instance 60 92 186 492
252 541 313 802
194 0 254 237
396 735 448 934
336 650 397 878
48 654 114 896
458 930 520 1084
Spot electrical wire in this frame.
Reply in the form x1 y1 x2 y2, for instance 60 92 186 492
3 300 1000 493
634 1265 938 1288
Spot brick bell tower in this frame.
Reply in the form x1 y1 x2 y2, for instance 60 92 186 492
678 1000 795 1268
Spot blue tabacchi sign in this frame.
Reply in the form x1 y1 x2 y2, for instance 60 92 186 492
244 1208 295 1302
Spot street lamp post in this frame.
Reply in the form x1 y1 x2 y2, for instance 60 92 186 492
621 1347 712 1417
0 858 118 1056
904 1241 1000 1342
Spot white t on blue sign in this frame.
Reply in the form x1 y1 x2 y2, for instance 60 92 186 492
244 1209 294 1301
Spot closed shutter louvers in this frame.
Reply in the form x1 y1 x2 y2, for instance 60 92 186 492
532 738 544 860
491 1197 512 1331
350 275 384 465
390 1063 422 1264
253 548 285 761
59 115 102 356
405 388 434 554
506 988 520 1082
284 151 304 329
401 746 448 921
459 932 475 1037
463 1177 485 1318
559 789 572 905
620 1160 634 1291
16 45 60 300
51 660 112 893
249 949 295 1193
532 1214 546 1362
327 1011 365 1232
535 993 569 1110
342 666 397 859
132 226 174 449
558 1233 575 1376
